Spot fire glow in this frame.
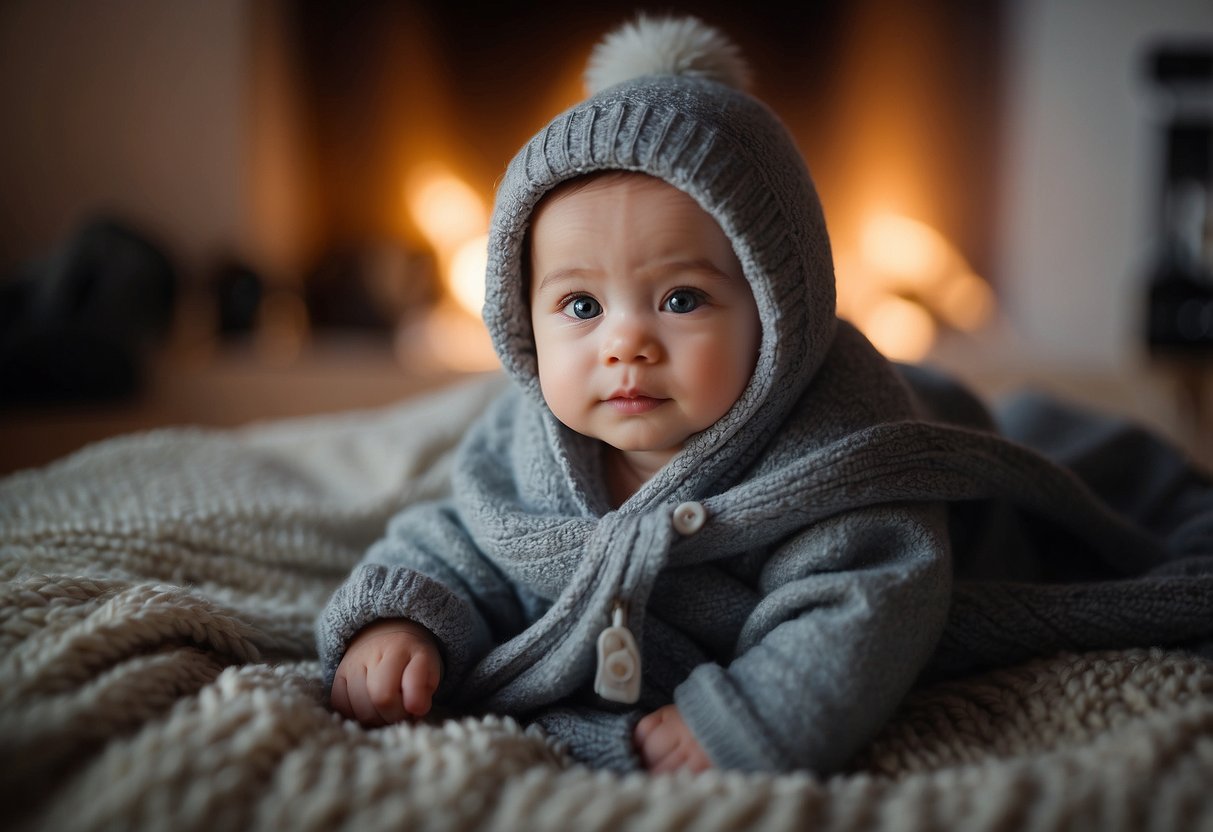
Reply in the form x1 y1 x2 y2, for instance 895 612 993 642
837 213 995 362
403 163 994 368
403 165 497 371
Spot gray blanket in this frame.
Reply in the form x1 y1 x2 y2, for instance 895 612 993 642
3 373 1213 830
931 380 1213 677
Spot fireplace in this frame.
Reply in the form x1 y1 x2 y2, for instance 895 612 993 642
250 0 1003 369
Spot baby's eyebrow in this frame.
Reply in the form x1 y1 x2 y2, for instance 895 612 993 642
535 259 736 293
647 259 736 281
535 268 593 293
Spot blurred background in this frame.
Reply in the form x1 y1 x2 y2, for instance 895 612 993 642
1 0 1211 473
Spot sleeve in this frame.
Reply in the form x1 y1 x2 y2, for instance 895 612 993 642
315 500 528 698
673 501 951 773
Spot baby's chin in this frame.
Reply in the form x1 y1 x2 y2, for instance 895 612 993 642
589 423 712 459
561 415 702 461
600 438 686 463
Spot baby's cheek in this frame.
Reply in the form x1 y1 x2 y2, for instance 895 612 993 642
686 347 749 426
535 353 587 429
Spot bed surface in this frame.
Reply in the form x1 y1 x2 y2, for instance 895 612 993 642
3 373 1212 831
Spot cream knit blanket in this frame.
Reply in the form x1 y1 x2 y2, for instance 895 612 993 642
3 374 1212 831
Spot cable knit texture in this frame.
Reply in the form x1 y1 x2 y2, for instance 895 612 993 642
5 375 1213 829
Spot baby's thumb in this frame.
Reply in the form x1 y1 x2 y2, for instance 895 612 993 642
402 656 439 716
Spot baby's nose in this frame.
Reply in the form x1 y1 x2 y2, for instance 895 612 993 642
601 317 661 364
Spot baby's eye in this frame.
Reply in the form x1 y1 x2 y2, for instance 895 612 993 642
663 289 703 314
562 295 602 320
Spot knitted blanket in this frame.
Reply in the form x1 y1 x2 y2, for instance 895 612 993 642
3 373 1212 831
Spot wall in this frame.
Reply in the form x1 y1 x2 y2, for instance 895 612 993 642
0 0 250 280
5 0 1208 374
998 0 1213 370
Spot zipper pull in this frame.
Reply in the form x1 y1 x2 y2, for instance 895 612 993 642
594 601 641 704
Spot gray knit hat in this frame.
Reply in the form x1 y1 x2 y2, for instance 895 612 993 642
483 14 837 492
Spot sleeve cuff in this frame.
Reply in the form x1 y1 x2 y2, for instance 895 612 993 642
674 663 791 772
527 706 644 772
315 562 490 697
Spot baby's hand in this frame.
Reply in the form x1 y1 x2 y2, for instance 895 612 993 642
634 704 713 773
331 618 443 726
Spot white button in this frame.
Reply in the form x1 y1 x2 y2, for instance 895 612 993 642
672 501 706 535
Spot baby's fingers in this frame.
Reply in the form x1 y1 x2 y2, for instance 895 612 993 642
639 728 680 769
333 666 385 727
365 658 410 724
402 653 441 717
650 747 690 774
634 710 661 744
633 705 712 773
331 672 354 719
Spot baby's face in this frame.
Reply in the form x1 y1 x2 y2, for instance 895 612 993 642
529 173 761 467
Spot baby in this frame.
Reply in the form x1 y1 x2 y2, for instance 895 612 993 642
317 14 1213 774
332 170 762 771
319 13 951 774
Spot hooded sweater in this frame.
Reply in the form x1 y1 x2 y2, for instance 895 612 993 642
316 16 1213 774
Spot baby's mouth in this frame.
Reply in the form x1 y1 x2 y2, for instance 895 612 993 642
605 392 667 414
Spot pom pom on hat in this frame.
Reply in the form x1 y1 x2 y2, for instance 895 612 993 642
584 14 752 95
